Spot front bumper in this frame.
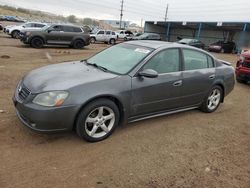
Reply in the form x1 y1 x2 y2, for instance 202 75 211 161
13 94 79 133
236 67 250 81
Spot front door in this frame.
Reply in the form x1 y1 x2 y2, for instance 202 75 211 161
131 48 184 117
45 25 63 44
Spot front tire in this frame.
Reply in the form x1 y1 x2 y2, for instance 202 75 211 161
30 37 44 48
200 86 223 113
11 30 20 39
90 37 96 44
76 99 120 142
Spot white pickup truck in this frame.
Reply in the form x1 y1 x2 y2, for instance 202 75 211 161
90 30 117 45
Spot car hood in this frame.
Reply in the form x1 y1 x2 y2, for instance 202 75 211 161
23 61 118 93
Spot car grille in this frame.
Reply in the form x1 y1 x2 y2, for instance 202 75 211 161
18 85 31 101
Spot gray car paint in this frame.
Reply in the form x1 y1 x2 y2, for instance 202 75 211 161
13 41 235 132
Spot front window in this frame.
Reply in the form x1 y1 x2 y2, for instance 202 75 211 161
143 49 180 74
88 44 153 74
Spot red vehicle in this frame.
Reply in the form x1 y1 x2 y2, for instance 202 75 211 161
236 51 250 83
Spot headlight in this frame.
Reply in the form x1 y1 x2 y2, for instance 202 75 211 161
33 91 69 107
240 56 245 61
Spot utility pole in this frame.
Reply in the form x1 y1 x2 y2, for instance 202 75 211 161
120 0 124 29
164 3 169 22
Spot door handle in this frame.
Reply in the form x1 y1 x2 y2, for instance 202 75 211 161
209 74 215 79
173 80 182 87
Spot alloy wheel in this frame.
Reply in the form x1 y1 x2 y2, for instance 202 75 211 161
207 88 221 111
85 106 115 138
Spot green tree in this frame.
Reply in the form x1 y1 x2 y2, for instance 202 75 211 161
67 15 77 23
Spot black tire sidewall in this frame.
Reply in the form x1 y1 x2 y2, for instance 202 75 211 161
109 39 115 45
201 85 223 113
90 37 96 43
76 99 120 142
73 40 85 49
31 37 44 48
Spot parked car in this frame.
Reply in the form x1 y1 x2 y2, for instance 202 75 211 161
7 22 47 38
177 38 205 49
236 50 250 83
0 23 3 31
3 24 16 33
132 33 161 40
208 41 236 53
20 24 90 49
116 30 134 40
126 33 142 41
90 30 117 44
13 41 235 142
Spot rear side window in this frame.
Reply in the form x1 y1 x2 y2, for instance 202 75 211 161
35 24 45 28
112 32 115 35
73 27 82 32
207 56 214 68
106 31 111 35
183 49 210 70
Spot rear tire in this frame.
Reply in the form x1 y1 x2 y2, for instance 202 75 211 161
30 37 44 48
76 99 120 142
109 38 116 45
200 85 223 113
73 39 85 49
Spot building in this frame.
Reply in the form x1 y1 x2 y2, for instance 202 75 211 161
144 21 250 51
101 20 130 29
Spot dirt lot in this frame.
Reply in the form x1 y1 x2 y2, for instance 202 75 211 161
0 29 249 188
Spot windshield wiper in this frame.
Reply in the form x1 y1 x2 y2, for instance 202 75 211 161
83 60 108 72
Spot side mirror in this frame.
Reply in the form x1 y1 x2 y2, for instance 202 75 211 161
138 69 158 78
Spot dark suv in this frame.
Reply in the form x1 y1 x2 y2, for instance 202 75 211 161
20 24 90 49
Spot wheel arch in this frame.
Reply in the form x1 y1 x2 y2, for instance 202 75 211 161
212 82 225 103
11 29 20 35
71 37 85 45
73 95 126 130
30 35 46 44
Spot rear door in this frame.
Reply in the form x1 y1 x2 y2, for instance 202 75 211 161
105 31 112 42
131 48 184 117
180 48 215 106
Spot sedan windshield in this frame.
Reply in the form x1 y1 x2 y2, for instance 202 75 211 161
87 43 153 74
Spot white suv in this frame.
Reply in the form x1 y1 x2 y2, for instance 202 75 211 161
7 22 47 38
90 30 117 45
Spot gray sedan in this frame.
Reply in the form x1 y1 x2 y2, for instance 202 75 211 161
13 41 235 142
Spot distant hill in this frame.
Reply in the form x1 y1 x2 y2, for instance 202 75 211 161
0 5 67 23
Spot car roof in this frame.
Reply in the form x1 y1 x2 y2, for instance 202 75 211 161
125 40 196 50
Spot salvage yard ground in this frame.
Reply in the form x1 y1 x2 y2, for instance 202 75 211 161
0 31 249 188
